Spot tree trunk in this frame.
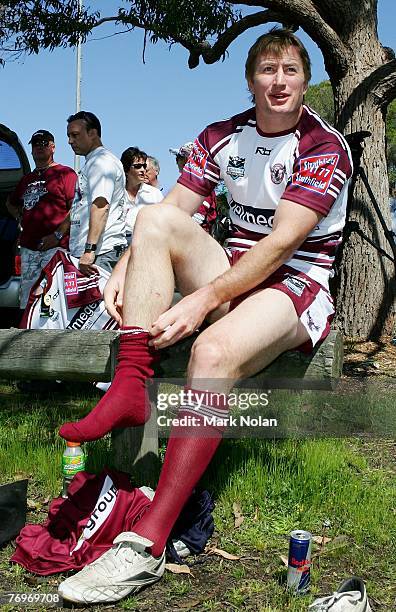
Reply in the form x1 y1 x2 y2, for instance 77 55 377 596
328 4 396 339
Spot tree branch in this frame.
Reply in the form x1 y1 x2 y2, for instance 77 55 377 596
370 59 396 108
184 10 285 68
337 59 396 132
208 0 349 77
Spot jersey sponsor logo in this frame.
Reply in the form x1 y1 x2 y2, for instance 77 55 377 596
184 140 208 179
71 475 118 553
64 271 78 295
230 200 274 228
23 180 48 210
67 301 100 330
292 153 339 195
255 147 272 156
226 156 246 180
270 163 286 184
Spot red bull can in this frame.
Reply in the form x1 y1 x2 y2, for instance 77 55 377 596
286 529 312 593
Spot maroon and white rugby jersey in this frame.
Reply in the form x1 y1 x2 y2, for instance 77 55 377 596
178 105 353 288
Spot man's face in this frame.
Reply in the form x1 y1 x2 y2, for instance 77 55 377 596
31 140 55 166
67 119 97 156
248 46 308 127
126 157 147 187
145 160 158 186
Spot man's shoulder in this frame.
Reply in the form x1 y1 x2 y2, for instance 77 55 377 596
138 183 163 203
14 170 39 193
51 163 77 177
299 106 350 153
203 107 256 141
86 147 122 171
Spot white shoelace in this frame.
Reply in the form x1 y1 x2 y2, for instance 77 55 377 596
91 542 139 576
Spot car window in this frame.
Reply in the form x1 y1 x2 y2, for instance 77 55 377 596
0 140 22 170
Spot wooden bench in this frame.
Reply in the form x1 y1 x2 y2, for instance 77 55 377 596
0 328 343 485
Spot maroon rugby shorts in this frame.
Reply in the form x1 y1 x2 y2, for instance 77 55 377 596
225 249 335 353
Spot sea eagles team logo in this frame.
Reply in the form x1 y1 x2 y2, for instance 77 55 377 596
270 163 286 184
226 156 246 180
306 310 320 332
23 180 48 210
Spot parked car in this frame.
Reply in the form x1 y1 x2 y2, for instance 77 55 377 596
0 123 31 327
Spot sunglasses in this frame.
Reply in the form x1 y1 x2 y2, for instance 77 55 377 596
131 162 147 170
32 141 50 147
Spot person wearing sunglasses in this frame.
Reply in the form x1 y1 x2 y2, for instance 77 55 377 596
120 147 163 243
67 111 128 276
6 129 77 309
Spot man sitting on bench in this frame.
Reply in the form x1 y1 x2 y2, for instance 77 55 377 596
59 27 352 604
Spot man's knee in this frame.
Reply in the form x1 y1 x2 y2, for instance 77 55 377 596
188 334 230 378
136 203 185 234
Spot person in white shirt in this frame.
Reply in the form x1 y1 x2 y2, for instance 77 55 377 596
120 147 163 243
67 111 127 276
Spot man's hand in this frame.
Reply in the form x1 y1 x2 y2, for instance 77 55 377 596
149 286 219 349
38 234 60 251
79 251 98 276
103 267 125 326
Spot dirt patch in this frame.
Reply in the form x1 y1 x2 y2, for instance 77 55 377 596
343 336 396 378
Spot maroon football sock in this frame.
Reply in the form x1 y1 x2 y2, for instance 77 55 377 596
59 327 159 442
133 388 229 557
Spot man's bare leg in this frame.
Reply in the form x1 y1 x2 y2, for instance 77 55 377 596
132 288 310 556
60 204 230 442
122 204 230 327
188 287 309 386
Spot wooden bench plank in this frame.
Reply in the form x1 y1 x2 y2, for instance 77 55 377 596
0 328 343 388
0 328 118 381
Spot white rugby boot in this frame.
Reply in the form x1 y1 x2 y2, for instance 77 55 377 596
308 576 372 611
58 532 165 604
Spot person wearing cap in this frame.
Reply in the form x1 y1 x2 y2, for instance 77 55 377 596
6 130 77 309
120 147 163 244
66 111 127 276
170 142 217 234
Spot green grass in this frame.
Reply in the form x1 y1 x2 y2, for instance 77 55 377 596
0 382 113 496
0 380 395 610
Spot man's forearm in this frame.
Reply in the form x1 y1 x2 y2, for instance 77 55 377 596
87 197 109 244
210 231 296 308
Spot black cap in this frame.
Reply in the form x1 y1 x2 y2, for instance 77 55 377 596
29 130 55 144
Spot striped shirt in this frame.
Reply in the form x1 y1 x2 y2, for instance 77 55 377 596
178 105 353 288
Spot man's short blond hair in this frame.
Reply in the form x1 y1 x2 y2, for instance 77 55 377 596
245 27 311 84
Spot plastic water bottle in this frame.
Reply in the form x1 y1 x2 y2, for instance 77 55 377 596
61 441 86 498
